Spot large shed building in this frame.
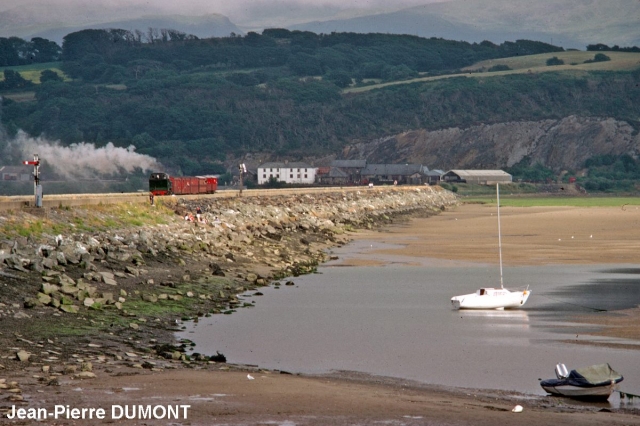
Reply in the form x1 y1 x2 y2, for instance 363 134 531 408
442 170 512 184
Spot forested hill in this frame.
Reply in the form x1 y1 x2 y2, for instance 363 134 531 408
1 29 639 178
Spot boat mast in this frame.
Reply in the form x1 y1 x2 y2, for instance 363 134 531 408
497 183 504 289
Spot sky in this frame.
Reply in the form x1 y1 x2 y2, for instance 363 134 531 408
2 0 450 26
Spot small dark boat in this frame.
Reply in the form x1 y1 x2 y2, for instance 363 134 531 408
540 363 623 400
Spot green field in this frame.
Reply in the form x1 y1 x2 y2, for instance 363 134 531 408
463 51 640 73
343 51 640 94
0 61 66 83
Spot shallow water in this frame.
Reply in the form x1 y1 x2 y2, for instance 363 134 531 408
179 240 640 402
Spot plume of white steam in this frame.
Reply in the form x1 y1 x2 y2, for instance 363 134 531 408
8 131 162 179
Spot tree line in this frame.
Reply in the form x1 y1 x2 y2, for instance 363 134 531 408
0 37 61 66
58 28 564 85
587 43 640 53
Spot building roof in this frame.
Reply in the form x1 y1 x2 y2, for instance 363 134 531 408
362 164 427 176
331 160 366 168
327 167 348 178
258 162 313 169
445 170 511 178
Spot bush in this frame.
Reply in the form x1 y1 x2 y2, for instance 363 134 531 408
40 69 63 83
487 64 511 72
439 182 458 192
546 56 564 66
584 53 611 64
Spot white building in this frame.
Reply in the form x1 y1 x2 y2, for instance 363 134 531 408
257 162 316 185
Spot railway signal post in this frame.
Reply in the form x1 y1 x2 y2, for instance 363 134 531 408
238 163 246 196
23 154 42 208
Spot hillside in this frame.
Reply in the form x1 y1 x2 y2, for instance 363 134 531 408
344 51 640 93
1 30 640 192
290 0 640 49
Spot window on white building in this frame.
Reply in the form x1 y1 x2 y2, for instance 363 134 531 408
304 174 307 178
290 174 293 178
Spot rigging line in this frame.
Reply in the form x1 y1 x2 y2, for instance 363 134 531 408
535 294 608 312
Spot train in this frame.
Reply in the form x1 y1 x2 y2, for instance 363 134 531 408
149 173 218 196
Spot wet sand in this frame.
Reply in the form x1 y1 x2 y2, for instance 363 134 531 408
5 203 640 425
17 369 639 426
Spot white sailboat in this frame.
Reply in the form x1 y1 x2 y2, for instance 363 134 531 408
450 183 531 310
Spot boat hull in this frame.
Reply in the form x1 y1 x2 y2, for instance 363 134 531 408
451 288 530 310
540 363 623 400
541 384 617 400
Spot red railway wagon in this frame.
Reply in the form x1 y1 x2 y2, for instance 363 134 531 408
149 173 217 196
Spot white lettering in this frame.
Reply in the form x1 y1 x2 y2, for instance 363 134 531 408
139 405 152 419
6 405 107 420
112 405 123 419
70 407 80 419
54 405 66 419
167 405 179 419
106 405 190 420
152 405 166 419
96 408 106 419
30 408 47 419
181 405 191 419
124 405 136 419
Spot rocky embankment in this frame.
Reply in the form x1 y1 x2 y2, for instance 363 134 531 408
0 186 456 406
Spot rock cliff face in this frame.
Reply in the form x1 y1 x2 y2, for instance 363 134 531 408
341 116 640 171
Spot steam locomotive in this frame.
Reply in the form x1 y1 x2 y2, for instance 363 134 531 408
149 173 218 196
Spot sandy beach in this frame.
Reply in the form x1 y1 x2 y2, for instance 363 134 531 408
350 203 640 266
3 202 640 425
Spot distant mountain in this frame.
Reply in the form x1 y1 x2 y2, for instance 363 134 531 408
289 0 640 49
0 2 242 44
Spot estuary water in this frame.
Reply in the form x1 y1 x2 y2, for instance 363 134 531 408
179 240 640 400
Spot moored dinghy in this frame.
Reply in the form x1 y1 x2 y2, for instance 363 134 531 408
451 287 530 310
540 363 624 400
451 183 531 310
